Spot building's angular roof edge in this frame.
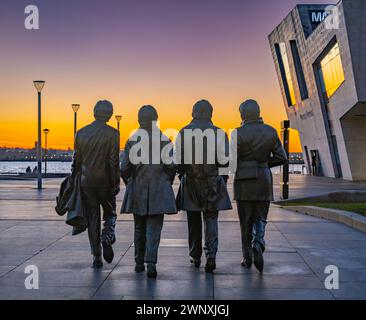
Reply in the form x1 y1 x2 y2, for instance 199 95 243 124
268 1 340 40
267 5 298 40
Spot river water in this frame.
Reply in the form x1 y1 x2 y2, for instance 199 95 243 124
0 161 72 174
0 161 308 175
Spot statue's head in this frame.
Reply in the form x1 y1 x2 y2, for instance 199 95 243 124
94 100 113 122
138 105 158 128
192 99 213 120
239 99 260 122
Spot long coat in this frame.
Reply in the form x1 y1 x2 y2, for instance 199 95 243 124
55 173 87 235
72 120 120 189
120 127 177 216
175 119 232 212
233 119 288 201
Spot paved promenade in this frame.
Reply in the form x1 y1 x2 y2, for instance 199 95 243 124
0 176 366 300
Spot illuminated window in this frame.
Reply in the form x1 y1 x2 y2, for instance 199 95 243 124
275 43 296 106
318 42 345 98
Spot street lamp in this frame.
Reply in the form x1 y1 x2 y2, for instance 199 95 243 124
71 104 80 138
34 80 45 190
115 115 122 132
43 128 50 174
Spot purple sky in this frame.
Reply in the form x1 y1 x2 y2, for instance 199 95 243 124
0 0 333 149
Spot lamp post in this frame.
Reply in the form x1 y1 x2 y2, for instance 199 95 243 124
34 80 45 190
43 128 50 174
115 115 122 132
281 120 290 200
71 104 80 138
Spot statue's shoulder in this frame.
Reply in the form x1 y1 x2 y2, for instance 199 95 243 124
211 124 228 138
105 124 119 136
235 124 245 133
178 123 192 136
180 123 192 131
262 123 277 134
209 122 219 130
75 123 92 137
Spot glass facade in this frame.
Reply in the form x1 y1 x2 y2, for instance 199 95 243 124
318 42 345 98
290 40 308 100
276 43 296 106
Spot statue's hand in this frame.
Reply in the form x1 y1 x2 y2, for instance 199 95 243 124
222 175 229 184
111 185 120 196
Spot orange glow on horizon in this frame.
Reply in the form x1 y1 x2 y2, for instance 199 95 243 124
0 95 302 152
0 81 302 152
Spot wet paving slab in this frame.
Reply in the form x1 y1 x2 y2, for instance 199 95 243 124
1 179 366 299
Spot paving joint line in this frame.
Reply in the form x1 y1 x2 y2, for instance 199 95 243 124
90 242 134 300
273 221 337 300
0 229 72 279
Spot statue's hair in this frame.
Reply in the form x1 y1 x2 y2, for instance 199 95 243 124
94 100 113 122
192 99 213 120
239 99 260 120
138 105 158 123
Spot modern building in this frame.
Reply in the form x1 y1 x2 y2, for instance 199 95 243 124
268 0 366 180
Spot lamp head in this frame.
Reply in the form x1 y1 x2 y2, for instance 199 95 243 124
33 80 45 93
72 104 80 113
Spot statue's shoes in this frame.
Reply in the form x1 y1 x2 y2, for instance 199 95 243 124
241 257 252 269
190 257 201 268
135 263 145 273
252 243 264 273
205 258 216 273
147 263 157 278
102 237 114 264
92 255 103 269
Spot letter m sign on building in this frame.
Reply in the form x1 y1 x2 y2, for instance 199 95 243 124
309 10 329 29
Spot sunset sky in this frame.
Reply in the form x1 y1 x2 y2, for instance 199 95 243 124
0 0 331 151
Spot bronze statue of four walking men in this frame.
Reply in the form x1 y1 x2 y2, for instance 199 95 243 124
69 99 287 278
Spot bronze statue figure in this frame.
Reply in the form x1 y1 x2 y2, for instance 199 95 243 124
120 105 177 278
176 100 232 273
66 97 287 277
233 99 287 272
71 100 120 268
